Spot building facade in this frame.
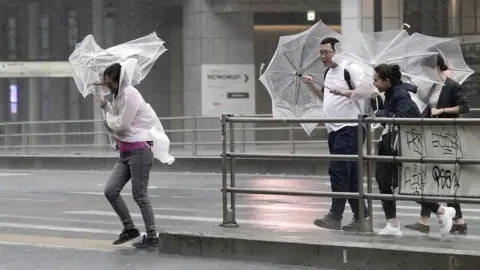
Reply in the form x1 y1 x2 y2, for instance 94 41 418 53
0 0 478 128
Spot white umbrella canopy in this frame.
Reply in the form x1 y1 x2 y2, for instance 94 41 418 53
69 31 167 98
259 21 342 135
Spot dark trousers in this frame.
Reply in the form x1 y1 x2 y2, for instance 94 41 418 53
328 126 368 221
376 132 440 220
104 147 157 238
420 203 463 219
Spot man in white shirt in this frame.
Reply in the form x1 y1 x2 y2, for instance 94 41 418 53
303 37 368 231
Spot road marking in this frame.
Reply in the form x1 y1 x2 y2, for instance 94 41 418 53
69 192 164 198
0 233 127 251
152 207 206 212
149 186 219 191
0 197 65 203
0 173 29 176
0 222 118 234
62 209 480 227
235 203 480 213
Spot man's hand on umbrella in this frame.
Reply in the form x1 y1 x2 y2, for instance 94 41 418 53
302 75 314 84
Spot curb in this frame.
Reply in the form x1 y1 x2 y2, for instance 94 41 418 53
158 231 477 269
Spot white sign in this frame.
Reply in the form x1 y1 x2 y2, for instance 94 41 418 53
398 124 480 196
201 64 255 117
0 61 73 78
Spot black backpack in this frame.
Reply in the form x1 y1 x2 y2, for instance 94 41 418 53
323 68 383 111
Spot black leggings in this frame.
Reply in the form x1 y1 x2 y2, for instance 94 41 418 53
376 133 441 220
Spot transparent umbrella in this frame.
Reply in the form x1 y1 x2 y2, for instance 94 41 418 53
69 32 167 148
403 33 474 110
69 31 167 98
259 21 342 135
333 25 444 115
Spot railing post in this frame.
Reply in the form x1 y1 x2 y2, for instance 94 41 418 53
219 114 238 228
229 115 237 224
4 123 8 151
61 121 67 153
241 122 246 153
357 114 366 233
289 123 294 154
192 116 197 156
21 123 27 152
365 123 374 233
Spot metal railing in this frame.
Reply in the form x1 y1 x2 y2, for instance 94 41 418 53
219 114 480 231
0 108 478 157
0 115 382 156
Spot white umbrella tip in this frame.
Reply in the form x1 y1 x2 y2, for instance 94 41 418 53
403 23 411 29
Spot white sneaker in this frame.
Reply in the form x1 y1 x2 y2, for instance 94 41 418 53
378 223 402 236
438 206 456 237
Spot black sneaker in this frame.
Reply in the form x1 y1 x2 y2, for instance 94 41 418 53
404 222 430 234
313 213 341 230
113 228 141 245
451 223 467 234
132 235 159 249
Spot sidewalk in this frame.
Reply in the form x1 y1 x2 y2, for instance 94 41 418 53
159 223 478 270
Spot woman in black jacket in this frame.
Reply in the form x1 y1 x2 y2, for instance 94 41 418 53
372 63 456 237
405 55 470 235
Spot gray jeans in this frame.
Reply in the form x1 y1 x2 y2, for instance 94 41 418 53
104 147 157 238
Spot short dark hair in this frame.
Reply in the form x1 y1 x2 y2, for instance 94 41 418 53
374 63 402 85
104 63 122 84
436 54 449 71
320 37 340 51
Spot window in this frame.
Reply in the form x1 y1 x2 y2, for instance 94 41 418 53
40 13 50 58
461 0 476 33
9 84 18 115
7 17 16 60
449 0 480 34
68 11 78 50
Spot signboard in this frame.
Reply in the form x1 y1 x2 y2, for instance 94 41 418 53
0 61 73 78
201 64 255 116
398 124 480 197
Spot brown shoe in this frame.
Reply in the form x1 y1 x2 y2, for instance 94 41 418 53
404 222 430 234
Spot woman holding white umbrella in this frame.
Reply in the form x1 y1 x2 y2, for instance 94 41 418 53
69 32 174 248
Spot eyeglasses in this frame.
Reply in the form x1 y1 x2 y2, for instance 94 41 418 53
318 50 334 56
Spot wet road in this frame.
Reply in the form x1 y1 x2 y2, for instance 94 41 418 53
0 170 479 268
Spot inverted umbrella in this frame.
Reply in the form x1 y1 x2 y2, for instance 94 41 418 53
69 31 167 98
333 26 444 115
259 21 342 135
68 32 167 148
403 33 474 110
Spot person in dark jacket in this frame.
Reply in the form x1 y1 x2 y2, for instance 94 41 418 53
372 63 456 237
405 55 470 235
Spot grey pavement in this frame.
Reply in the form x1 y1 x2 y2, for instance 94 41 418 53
0 170 479 268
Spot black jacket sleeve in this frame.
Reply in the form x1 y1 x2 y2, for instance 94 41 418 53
379 94 414 118
453 84 470 114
